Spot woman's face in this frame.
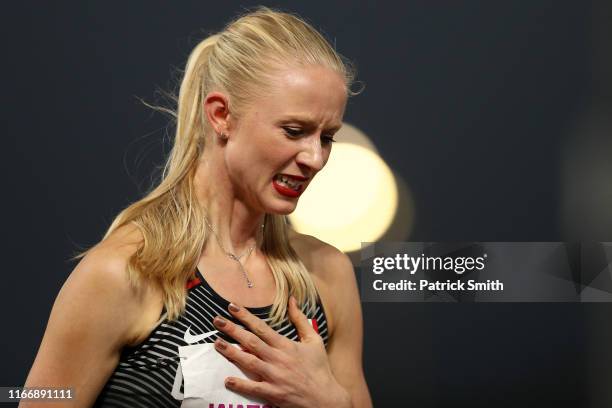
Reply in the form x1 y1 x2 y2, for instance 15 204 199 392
224 65 348 215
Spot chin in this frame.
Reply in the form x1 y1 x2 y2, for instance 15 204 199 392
265 199 299 215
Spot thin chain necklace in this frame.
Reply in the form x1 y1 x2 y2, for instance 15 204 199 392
203 215 263 289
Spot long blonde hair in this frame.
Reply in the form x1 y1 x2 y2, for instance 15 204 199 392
79 7 356 325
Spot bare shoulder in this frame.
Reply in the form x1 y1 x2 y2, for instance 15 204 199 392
287 232 370 406
288 229 358 339
94 221 144 255
74 223 143 298
22 224 161 406
288 228 354 283
65 223 161 345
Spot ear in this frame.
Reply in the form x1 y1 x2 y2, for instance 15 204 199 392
203 91 232 136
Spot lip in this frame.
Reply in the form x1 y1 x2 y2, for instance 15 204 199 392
272 179 302 198
279 173 309 182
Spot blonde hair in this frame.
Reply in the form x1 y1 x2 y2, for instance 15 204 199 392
78 7 357 325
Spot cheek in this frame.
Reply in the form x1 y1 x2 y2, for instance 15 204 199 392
225 143 276 184
322 148 332 167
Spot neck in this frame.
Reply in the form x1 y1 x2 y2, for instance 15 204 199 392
194 149 265 257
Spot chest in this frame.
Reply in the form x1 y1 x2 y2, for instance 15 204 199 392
97 283 329 408
196 253 276 308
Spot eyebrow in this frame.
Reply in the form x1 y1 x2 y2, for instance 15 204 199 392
278 116 342 133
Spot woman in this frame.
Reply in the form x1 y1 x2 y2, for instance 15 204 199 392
22 7 371 408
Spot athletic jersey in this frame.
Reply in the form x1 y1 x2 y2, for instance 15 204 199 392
93 268 329 408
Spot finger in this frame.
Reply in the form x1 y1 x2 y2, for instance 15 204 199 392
227 303 288 348
213 315 275 360
288 296 317 342
214 338 272 379
224 377 281 405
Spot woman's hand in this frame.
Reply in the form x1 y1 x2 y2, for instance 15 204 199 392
212 297 352 408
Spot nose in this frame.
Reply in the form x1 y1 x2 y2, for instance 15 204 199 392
296 136 326 173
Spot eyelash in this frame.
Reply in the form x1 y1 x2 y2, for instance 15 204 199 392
282 127 336 144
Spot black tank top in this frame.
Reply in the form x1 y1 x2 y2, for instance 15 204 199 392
93 268 329 408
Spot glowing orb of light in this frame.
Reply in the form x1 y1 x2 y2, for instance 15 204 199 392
290 142 398 253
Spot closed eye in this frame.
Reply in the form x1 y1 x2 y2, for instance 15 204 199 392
282 127 303 138
321 134 336 145
283 127 336 145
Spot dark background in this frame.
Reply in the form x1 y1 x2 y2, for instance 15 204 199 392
2 1 611 407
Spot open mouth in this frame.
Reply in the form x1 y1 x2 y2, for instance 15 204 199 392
272 174 307 198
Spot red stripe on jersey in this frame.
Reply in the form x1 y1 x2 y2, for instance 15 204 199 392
310 318 319 334
186 277 201 290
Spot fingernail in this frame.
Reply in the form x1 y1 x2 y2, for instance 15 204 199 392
215 339 227 350
229 303 240 313
225 378 235 387
214 316 227 327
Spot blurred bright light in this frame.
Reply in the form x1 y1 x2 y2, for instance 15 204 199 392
334 122 378 153
290 142 398 252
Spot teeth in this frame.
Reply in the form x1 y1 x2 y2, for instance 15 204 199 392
276 175 303 191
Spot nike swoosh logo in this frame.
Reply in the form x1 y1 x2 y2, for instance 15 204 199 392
184 326 219 344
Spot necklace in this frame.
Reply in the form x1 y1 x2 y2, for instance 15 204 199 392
203 215 263 289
